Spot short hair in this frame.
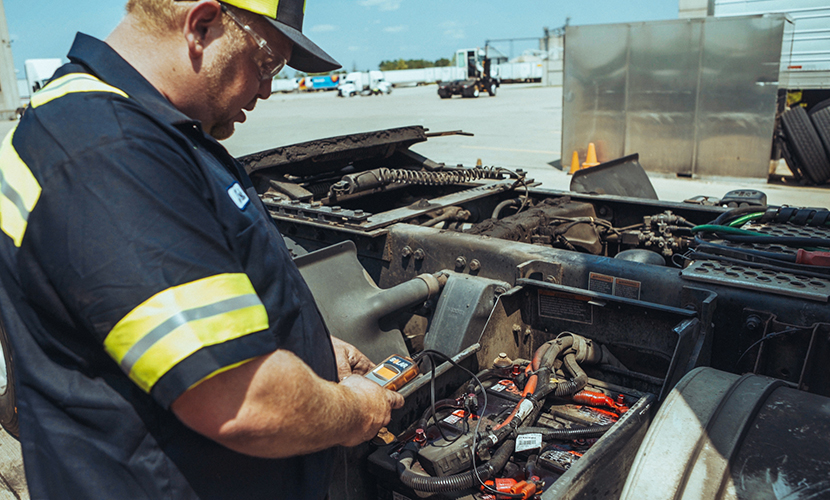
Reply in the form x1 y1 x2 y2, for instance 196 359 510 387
125 0 256 38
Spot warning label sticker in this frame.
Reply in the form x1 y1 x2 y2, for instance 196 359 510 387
589 273 641 300
538 290 592 324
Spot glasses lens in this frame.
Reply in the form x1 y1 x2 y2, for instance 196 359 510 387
223 4 287 80
254 51 286 80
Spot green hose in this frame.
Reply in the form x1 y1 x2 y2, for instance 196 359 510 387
727 212 764 227
691 224 769 236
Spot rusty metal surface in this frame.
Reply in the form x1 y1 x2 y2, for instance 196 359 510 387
238 125 428 177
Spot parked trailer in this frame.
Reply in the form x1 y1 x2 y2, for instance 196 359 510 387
270 78 299 94
298 74 341 91
382 66 466 87
492 61 544 82
713 0 830 107
24 59 62 95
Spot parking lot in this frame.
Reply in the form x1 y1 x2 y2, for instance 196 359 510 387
3 83 827 207
226 83 829 207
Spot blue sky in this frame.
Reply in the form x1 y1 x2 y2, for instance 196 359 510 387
5 0 679 77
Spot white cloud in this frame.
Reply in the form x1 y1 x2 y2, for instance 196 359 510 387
444 29 466 39
439 21 465 39
383 25 407 33
357 0 402 11
310 24 337 33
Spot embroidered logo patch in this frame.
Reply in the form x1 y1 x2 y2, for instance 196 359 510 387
227 182 250 210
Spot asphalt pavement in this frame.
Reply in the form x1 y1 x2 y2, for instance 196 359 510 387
226 83 829 208
3 83 827 207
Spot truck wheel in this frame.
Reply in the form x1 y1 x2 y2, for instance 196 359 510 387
781 106 830 184
0 320 18 438
809 104 830 175
488 83 497 96
438 90 450 99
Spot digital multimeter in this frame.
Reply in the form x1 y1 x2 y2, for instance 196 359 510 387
364 354 419 391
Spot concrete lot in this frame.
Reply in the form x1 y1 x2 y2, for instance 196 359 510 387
225 83 829 207
2 83 826 207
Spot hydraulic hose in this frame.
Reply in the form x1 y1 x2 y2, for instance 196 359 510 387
517 424 612 440
492 199 522 219
397 440 515 493
557 353 588 397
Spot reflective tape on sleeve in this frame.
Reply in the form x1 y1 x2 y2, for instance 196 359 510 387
0 127 42 247
30 73 129 109
104 273 269 392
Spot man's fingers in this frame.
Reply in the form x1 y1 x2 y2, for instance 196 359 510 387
387 390 405 410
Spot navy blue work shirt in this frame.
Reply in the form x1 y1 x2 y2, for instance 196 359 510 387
0 33 338 499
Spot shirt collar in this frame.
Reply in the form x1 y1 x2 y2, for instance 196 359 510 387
66 32 199 128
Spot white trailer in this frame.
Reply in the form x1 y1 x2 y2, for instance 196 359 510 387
271 78 299 93
24 59 62 95
337 71 392 96
712 0 830 105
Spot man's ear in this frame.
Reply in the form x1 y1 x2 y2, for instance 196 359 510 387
183 0 224 59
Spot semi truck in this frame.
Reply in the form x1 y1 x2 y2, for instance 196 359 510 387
23 58 62 95
437 48 500 99
337 71 392 97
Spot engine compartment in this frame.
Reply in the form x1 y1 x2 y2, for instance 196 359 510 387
239 126 830 500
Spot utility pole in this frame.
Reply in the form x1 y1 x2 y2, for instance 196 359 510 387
0 0 19 121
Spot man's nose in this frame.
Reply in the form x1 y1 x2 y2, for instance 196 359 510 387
257 78 272 100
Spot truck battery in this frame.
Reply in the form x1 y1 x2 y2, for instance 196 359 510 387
366 373 649 500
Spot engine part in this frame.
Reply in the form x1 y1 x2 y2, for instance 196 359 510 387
331 167 506 196
468 198 604 254
294 240 444 363
614 249 666 266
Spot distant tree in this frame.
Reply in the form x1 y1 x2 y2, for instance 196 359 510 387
434 58 451 67
394 58 408 70
378 60 397 71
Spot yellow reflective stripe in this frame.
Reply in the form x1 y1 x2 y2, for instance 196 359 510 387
104 273 269 392
30 73 128 109
0 127 42 247
187 357 258 391
224 0 279 18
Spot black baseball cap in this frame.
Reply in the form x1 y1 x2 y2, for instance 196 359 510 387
186 0 342 72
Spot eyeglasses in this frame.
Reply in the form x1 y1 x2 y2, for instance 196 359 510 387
221 4 287 80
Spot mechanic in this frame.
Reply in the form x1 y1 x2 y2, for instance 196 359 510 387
0 0 404 498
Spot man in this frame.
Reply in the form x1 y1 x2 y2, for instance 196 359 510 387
0 0 404 498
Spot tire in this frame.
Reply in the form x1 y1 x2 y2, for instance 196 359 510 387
438 90 450 99
488 83 497 96
809 97 830 114
780 106 830 184
0 320 18 438
808 104 830 173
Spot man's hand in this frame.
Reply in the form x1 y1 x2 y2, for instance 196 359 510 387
339 374 405 446
331 336 375 380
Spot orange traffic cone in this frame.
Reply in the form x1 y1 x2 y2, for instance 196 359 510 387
582 142 600 169
568 150 580 175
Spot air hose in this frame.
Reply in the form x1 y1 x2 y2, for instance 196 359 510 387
397 439 515 493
